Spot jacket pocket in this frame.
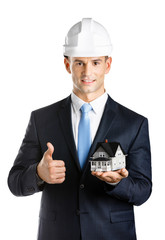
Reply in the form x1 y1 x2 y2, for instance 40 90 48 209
39 207 56 222
110 210 134 223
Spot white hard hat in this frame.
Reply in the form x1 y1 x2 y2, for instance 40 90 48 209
63 18 112 57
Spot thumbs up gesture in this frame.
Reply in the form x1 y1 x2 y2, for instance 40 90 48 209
37 142 66 184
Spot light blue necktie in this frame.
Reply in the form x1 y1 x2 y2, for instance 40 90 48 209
78 103 92 169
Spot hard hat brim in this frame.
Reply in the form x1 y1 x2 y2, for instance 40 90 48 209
63 45 113 57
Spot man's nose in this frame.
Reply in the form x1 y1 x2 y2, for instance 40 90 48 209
83 64 92 76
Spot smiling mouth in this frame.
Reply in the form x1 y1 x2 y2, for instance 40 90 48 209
81 79 96 83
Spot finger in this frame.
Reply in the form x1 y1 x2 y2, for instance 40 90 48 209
54 177 65 184
103 169 128 181
91 172 106 182
45 142 54 158
48 160 65 168
120 168 129 178
49 176 65 184
54 160 65 167
92 173 104 181
93 173 113 183
55 166 66 173
92 171 120 183
49 166 66 174
49 171 66 181
92 171 103 176
54 172 66 178
101 172 119 182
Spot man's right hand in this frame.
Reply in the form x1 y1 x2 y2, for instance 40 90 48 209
37 142 66 184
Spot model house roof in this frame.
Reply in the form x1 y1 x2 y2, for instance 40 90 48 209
94 141 126 157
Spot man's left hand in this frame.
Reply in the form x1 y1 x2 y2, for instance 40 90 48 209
91 168 129 184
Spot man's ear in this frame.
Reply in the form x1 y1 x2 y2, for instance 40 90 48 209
105 57 112 74
64 57 71 74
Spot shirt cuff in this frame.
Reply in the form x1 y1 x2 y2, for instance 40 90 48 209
106 181 119 186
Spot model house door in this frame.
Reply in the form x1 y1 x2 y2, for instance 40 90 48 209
97 162 101 169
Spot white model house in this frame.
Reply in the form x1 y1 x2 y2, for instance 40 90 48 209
90 140 127 172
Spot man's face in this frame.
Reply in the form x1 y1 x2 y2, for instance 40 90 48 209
64 56 112 101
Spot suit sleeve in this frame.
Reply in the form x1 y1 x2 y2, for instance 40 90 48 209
8 111 44 196
104 118 152 206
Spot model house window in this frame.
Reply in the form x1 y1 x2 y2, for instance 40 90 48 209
99 152 105 157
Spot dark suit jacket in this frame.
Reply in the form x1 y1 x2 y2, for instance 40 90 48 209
8 95 152 240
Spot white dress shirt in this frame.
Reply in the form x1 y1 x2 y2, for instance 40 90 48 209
71 91 108 148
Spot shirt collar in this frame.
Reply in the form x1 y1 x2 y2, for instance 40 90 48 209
90 92 108 114
71 92 85 113
71 91 108 114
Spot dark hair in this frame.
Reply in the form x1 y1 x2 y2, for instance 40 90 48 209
105 56 109 61
64 55 109 62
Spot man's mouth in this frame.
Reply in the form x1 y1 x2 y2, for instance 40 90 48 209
81 79 96 83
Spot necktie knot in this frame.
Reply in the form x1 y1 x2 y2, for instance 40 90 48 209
80 103 92 113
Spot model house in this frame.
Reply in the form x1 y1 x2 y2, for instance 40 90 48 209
90 140 127 172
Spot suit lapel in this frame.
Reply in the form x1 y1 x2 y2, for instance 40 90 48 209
58 96 81 172
83 95 118 173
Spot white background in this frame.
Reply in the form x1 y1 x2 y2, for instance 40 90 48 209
0 0 164 239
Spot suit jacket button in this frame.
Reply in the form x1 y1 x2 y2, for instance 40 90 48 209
80 184 84 189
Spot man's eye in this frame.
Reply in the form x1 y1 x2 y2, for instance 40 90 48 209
76 62 83 66
94 62 99 65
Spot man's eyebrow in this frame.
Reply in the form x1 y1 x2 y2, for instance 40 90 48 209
73 59 84 63
73 59 103 63
92 59 102 62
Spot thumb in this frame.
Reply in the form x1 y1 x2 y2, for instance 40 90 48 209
120 168 129 178
45 142 54 158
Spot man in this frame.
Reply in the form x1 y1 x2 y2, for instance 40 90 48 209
8 18 152 240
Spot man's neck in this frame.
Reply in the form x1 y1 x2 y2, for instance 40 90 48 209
73 90 106 103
